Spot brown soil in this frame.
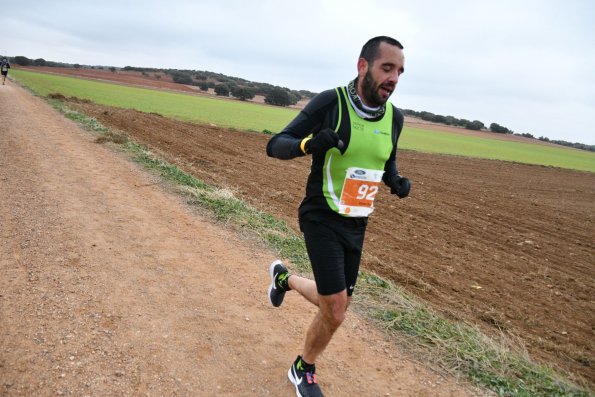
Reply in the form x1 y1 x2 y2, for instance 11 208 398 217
0 79 489 394
62 99 595 388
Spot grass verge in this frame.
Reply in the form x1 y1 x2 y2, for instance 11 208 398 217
128 141 311 270
48 99 593 397
355 273 591 397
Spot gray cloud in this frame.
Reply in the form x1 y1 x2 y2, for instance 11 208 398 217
1 0 594 144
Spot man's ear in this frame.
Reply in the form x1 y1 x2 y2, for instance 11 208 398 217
357 57 368 79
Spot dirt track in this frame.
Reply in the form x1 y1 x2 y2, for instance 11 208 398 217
60 95 595 387
0 81 490 395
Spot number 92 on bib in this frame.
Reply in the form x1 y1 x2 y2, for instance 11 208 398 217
339 168 384 217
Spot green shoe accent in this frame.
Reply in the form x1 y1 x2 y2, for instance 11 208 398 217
277 272 290 291
297 358 305 371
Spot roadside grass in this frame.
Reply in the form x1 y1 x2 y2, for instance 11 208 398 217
12 68 595 173
129 147 312 270
48 99 592 397
355 273 591 397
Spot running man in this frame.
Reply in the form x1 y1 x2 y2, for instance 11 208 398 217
1 58 10 85
266 36 411 397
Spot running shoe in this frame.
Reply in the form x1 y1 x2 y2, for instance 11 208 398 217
287 355 324 397
268 259 289 307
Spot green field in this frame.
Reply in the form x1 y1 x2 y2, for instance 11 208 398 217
11 69 595 172
400 127 595 171
10 69 296 133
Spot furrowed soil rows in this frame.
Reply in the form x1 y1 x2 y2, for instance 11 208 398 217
67 99 595 386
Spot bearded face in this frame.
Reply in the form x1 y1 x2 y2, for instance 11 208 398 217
360 69 395 107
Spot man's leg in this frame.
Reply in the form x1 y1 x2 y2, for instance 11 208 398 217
286 289 350 397
302 290 350 364
293 218 354 363
287 275 318 306
285 217 364 395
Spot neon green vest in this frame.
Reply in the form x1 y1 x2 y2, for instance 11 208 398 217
322 87 394 217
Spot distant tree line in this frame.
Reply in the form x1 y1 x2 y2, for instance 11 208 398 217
9 55 593 151
402 109 486 131
162 69 311 106
536 137 595 152
137 68 311 106
8 55 115 70
9 55 71 68
402 109 594 152
8 56 316 106
122 66 161 73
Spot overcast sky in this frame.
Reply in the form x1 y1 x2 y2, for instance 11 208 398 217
2 0 594 144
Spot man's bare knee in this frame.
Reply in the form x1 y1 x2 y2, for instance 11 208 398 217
319 291 348 329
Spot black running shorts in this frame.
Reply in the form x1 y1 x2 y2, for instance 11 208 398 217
299 212 367 296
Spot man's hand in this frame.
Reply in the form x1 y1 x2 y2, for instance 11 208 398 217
389 176 411 198
304 128 342 154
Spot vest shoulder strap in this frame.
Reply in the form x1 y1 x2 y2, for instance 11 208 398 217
334 87 351 134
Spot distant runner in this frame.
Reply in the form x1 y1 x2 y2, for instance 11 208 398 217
266 36 411 397
1 58 10 85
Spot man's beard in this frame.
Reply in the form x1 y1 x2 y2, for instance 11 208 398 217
361 71 392 107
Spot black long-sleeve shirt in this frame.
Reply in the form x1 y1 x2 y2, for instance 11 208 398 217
266 88 404 219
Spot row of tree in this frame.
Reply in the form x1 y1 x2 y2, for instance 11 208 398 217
402 109 595 152
8 56 315 107
402 109 488 131
536 137 595 152
213 83 299 105
124 67 308 105
8 55 594 151
162 69 308 106
10 55 117 72
10 55 70 68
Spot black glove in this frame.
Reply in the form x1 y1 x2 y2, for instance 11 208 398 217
306 128 341 154
389 176 411 198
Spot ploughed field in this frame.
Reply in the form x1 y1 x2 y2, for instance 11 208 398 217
66 99 595 385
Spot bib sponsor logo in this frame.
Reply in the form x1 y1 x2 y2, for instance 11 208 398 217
349 169 367 180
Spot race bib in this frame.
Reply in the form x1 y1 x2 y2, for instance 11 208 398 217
338 167 384 217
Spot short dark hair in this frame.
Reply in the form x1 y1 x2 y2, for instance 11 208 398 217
359 36 403 63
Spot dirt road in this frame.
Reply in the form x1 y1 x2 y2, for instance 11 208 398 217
0 83 484 394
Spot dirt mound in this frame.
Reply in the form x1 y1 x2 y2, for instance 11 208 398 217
48 92 67 100
66 99 595 385
49 92 92 104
